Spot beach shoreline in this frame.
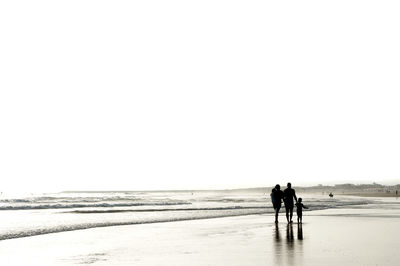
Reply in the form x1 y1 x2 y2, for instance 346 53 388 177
1 206 399 266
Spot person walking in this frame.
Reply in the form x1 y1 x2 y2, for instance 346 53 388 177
270 184 284 223
295 197 308 223
283 182 297 223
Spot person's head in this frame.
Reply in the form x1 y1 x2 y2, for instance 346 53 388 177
298 198 302 202
275 184 280 190
287 182 292 188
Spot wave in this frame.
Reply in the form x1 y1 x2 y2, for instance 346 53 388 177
0 196 144 204
0 199 32 203
0 200 375 241
0 211 269 241
0 198 371 211
201 197 268 203
68 206 270 213
307 200 371 209
0 201 191 210
0 198 375 241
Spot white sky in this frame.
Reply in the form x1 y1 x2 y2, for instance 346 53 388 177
1 1 400 192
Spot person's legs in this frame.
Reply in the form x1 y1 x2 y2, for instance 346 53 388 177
273 203 281 223
289 207 293 223
274 206 280 223
285 206 290 222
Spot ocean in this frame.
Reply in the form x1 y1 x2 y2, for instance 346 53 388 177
0 190 392 241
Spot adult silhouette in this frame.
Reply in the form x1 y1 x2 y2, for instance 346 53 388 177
270 184 284 223
283 182 297 223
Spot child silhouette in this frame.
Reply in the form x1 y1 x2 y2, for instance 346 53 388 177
295 198 308 224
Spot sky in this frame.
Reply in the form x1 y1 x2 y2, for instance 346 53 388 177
1 1 400 192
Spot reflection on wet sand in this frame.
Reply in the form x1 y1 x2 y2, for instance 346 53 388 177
287 224 294 241
298 224 303 240
273 223 283 265
272 223 304 265
274 224 281 241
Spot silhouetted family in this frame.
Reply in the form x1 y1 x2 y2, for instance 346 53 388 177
270 183 308 223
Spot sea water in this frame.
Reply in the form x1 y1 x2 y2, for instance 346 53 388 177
0 190 394 241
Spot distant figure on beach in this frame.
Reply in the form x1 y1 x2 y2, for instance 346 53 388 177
295 198 308 223
271 184 284 223
283 183 297 223
329 192 334 198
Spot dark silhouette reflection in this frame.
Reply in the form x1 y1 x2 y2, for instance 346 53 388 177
286 223 294 254
286 223 294 241
274 223 281 241
286 224 294 245
272 223 283 265
297 223 303 240
272 223 304 265
285 224 295 265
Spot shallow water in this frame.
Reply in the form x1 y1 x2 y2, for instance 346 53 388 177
1 202 400 266
0 191 398 241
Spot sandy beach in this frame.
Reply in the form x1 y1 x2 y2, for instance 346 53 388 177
1 204 399 266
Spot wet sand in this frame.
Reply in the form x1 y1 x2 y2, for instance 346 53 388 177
0 208 399 266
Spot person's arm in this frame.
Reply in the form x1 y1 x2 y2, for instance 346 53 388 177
293 189 298 202
303 204 308 209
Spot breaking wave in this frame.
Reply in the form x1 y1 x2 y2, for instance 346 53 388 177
0 191 381 241
0 201 191 210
